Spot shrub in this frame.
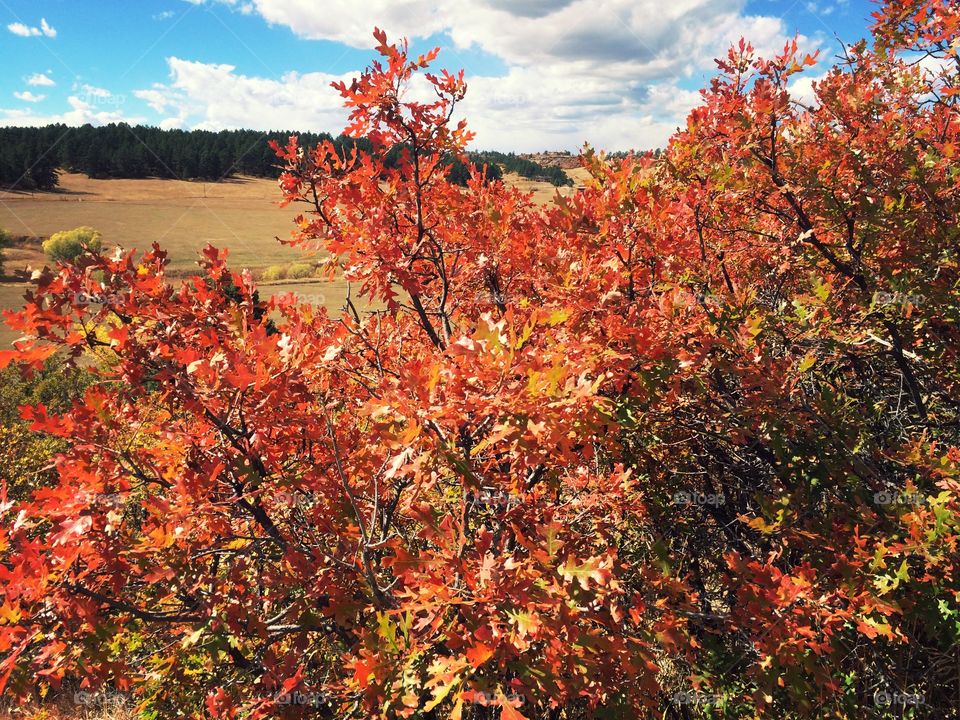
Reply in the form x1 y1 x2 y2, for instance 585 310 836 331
1 6 959 718
0 361 92 499
42 226 102 262
260 264 286 281
286 262 316 279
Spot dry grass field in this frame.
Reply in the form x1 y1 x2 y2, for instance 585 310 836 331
0 173 305 274
0 169 584 348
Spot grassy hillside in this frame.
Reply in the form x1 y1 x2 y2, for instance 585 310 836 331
0 168 585 347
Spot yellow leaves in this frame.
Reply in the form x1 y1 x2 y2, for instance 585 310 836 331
0 601 22 626
513 306 568 350
506 609 541 639
423 665 461 712
539 523 564 560
515 318 536 350
0 422 62 492
869 543 889 572
741 313 765 348
180 627 204 649
856 616 895 640
558 555 610 590
742 498 790 535
527 357 568 398
423 684 455 713
797 352 817 374
812 276 832 302
546 309 569 326
426 362 442 393
472 313 509 352
874 559 910 596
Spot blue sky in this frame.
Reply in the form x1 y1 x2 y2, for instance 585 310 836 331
0 0 877 151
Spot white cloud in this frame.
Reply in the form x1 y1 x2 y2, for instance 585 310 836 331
79 85 113 99
135 57 353 132
129 55 702 151
3 1 829 152
14 91 46 103
462 67 702 151
168 0 820 150
7 22 38 37
788 70 830 108
0 96 142 127
7 17 56 38
188 0 813 70
182 0 255 14
26 72 55 87
153 10 177 20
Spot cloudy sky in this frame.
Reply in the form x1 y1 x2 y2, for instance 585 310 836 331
0 0 874 151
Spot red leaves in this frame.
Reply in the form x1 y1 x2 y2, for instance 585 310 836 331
372 26 390 56
0 343 56 370
464 642 494 669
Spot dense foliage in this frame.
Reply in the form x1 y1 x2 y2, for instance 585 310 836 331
0 125 337 187
0 3 959 718
0 127 60 191
0 125 555 190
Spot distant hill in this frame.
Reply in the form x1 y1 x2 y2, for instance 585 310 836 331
519 151 581 169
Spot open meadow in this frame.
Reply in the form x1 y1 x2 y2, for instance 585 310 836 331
0 170 584 347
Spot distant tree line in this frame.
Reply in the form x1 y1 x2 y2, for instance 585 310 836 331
0 124 333 189
606 148 664 160
0 124 567 191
